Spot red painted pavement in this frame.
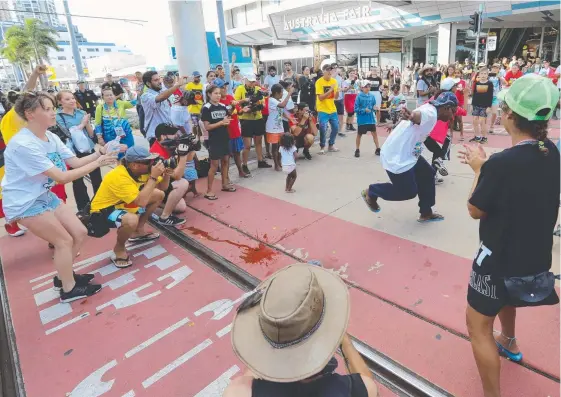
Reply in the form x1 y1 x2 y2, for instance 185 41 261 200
185 186 560 379
0 232 245 397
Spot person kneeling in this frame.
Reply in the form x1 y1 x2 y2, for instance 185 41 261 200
89 146 170 269
290 103 317 160
150 123 199 226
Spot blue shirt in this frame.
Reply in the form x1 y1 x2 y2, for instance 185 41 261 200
141 88 172 139
56 109 95 152
354 92 377 126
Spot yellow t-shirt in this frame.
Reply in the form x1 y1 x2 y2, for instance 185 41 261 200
0 109 26 199
90 164 158 213
234 84 263 121
185 82 204 115
315 77 338 114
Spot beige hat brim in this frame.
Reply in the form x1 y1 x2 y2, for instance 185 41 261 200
231 264 350 383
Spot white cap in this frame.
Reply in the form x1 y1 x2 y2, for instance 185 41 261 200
360 80 371 88
440 77 457 91
245 75 257 82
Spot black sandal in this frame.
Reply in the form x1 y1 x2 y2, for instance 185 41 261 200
204 194 218 200
111 256 132 269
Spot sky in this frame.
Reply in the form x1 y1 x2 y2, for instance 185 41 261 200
56 0 219 67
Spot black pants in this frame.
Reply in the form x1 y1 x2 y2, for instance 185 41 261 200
73 151 102 211
137 104 146 137
424 136 451 163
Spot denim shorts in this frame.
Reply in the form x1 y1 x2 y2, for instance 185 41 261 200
16 191 61 221
472 106 488 118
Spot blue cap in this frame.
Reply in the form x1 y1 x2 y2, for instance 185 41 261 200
193 71 201 77
124 146 159 162
214 78 229 88
430 91 458 107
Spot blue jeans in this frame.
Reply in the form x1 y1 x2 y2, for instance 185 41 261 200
368 156 436 215
318 111 339 148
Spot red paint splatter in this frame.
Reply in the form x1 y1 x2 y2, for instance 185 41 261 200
185 227 277 265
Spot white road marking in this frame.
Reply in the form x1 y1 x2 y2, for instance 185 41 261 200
96 283 161 311
34 288 59 306
121 391 135 397
194 365 240 397
142 339 213 389
195 291 254 321
102 270 140 290
39 302 72 325
133 244 167 259
157 266 193 289
125 316 191 359
88 263 122 277
145 255 180 271
68 359 117 397
45 313 90 335
31 279 54 291
216 323 232 338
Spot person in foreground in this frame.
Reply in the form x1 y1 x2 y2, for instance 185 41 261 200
361 92 457 222
223 264 379 397
1 92 117 302
90 146 169 269
459 75 560 397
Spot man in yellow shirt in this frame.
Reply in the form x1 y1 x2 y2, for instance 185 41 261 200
90 146 168 268
185 71 204 135
234 75 271 174
315 64 340 154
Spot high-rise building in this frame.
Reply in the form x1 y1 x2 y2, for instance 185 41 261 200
13 0 60 27
0 1 13 22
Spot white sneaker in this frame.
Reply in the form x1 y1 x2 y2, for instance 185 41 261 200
318 149 326 155
435 176 444 185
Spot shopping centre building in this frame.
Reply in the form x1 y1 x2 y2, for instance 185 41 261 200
219 0 560 73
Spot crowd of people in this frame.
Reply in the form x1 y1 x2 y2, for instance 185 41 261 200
0 51 559 397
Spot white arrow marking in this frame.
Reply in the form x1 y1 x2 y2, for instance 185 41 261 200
133 244 167 259
96 283 161 311
194 365 240 397
157 266 193 289
145 255 180 271
68 360 117 397
102 270 140 290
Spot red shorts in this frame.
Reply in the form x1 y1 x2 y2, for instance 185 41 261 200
344 94 357 114
51 184 67 203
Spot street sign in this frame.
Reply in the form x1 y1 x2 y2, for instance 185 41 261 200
487 34 497 51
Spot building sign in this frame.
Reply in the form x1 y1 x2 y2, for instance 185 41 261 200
487 33 497 51
284 6 371 30
379 39 402 53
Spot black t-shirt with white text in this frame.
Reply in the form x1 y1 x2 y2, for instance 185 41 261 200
366 76 382 92
469 140 560 277
201 102 228 136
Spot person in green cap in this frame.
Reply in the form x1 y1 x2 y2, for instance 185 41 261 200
459 74 560 397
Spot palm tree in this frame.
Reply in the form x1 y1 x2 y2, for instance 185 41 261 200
3 19 59 88
1 35 33 81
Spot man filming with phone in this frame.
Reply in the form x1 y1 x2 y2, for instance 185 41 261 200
290 103 318 160
89 146 174 269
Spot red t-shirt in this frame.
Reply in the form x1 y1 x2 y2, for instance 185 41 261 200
220 95 241 139
262 96 269 116
455 79 467 106
150 140 172 160
169 88 183 105
504 70 523 86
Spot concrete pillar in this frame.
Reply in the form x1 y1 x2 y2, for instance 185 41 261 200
448 24 458 64
169 1 210 76
553 31 560 62
538 26 545 58
437 23 451 67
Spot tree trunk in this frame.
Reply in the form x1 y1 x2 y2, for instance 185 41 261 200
32 46 48 90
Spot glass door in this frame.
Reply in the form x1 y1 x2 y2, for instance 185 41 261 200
360 55 379 76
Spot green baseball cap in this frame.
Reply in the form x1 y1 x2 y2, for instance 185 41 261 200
497 74 560 121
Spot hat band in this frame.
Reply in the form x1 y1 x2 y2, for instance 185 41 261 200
260 302 326 350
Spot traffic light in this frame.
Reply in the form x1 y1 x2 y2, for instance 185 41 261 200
478 37 487 51
469 11 480 34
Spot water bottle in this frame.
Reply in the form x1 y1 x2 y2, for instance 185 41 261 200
106 135 121 155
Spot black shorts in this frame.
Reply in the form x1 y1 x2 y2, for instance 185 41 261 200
347 112 355 117
240 119 265 138
467 268 560 317
335 100 344 115
208 129 230 160
282 120 290 133
357 124 376 135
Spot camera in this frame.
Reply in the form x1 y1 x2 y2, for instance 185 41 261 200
160 133 200 156
159 157 177 169
246 89 264 112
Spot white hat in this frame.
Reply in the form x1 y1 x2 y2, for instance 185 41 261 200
360 80 371 88
245 75 257 82
440 77 457 91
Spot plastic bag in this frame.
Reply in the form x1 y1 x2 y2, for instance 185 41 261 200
70 126 92 154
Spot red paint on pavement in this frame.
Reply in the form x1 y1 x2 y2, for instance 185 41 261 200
182 186 560 379
0 232 245 397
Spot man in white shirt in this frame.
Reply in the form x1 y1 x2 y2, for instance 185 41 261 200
361 92 458 222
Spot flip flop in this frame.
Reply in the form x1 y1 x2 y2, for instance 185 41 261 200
361 190 381 213
417 213 445 223
221 186 237 192
111 256 132 269
204 194 218 200
128 232 160 243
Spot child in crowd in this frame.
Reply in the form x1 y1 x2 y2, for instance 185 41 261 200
266 84 293 171
354 80 380 157
453 68 468 141
280 133 297 193
469 68 494 144
379 86 391 123
488 63 507 134
389 84 406 126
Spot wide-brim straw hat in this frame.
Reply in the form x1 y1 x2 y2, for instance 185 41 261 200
419 65 434 74
231 264 350 383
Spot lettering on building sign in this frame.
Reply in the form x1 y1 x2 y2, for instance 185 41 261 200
284 6 371 30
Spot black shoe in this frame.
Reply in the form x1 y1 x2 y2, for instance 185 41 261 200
349 125 356 131
480 137 488 144
338 132 347 137
375 148 381 156
53 272 95 292
258 160 272 168
303 148 312 160
242 164 251 175
346 124 352 131
355 149 360 158
469 136 481 143
60 283 102 303
156 214 186 227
